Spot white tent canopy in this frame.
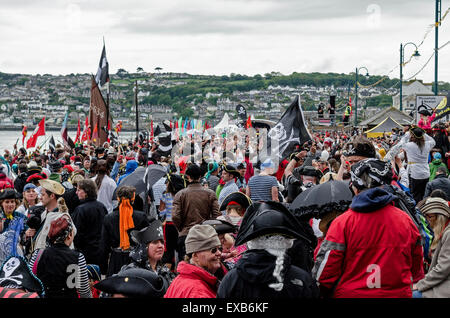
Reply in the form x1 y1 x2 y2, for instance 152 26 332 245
214 113 230 129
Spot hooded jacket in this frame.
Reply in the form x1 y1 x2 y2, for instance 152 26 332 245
429 159 448 181
117 160 138 185
424 174 450 200
313 187 424 298
217 249 319 298
164 261 218 298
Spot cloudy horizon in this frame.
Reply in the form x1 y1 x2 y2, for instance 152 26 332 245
1 0 449 84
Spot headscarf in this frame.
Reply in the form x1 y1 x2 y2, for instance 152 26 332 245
205 161 219 180
119 194 135 250
47 215 73 245
350 158 393 190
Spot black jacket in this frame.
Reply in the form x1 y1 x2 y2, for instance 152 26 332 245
217 249 319 298
63 187 81 215
14 173 28 194
424 174 450 200
99 208 149 275
72 198 108 265
36 243 81 298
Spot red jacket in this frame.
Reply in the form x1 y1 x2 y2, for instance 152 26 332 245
164 261 218 298
313 188 424 298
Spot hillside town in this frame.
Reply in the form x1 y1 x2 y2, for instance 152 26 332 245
0 71 446 130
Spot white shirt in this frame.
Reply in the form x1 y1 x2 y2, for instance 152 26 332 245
400 132 436 180
92 175 117 214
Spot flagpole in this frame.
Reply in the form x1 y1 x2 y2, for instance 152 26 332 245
135 80 139 140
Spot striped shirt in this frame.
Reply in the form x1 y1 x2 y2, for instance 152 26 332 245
247 175 278 202
160 192 174 222
218 181 239 206
152 177 167 206
0 287 39 298
29 249 92 298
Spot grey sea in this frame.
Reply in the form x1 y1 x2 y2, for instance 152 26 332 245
0 130 137 154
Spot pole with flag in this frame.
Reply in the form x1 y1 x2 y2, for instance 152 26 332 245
26 117 46 149
94 38 112 144
75 118 81 145
60 112 69 146
266 95 312 163
21 124 27 146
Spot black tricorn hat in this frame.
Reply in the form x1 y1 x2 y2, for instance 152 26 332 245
235 201 312 247
202 219 238 235
222 164 241 178
219 191 252 212
94 267 167 298
293 166 323 180
0 188 20 201
131 219 164 245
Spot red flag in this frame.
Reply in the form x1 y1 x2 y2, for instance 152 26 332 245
92 121 99 144
81 117 89 143
151 120 154 142
21 125 27 146
26 117 45 149
246 116 252 129
75 118 81 143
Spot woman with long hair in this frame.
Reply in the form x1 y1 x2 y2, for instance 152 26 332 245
16 183 40 216
400 126 436 203
413 197 450 298
92 159 117 214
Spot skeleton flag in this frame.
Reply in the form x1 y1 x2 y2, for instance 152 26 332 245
266 95 312 161
235 104 247 128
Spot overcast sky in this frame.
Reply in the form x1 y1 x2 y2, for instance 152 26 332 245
1 0 449 83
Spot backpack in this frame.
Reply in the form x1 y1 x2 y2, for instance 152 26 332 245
383 185 434 264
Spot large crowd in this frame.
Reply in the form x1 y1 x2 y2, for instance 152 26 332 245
0 114 449 299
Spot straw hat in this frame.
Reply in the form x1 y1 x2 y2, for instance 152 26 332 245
38 179 65 196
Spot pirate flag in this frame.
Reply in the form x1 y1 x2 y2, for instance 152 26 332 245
235 104 247 129
266 95 312 162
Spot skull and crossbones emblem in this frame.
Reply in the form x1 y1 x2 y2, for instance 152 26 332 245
0 257 23 286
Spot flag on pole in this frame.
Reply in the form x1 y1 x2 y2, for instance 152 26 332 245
246 115 252 129
266 95 312 161
61 112 69 146
21 124 27 146
92 120 99 144
75 118 81 144
95 41 110 90
89 76 108 146
49 135 55 153
26 117 46 149
81 117 89 143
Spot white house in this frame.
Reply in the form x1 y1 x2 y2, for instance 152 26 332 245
392 79 433 111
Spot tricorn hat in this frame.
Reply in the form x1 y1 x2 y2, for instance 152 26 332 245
131 219 164 245
219 191 252 212
0 188 20 201
202 219 238 235
0 256 45 297
235 201 312 246
94 267 167 298
222 164 241 178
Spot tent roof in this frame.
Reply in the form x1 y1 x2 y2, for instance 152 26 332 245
358 107 413 127
365 116 403 134
214 113 230 129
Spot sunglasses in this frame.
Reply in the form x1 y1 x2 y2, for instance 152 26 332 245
210 246 223 254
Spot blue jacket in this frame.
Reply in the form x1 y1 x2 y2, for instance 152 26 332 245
117 160 138 185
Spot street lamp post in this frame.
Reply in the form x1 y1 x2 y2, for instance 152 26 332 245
354 67 369 126
399 42 420 111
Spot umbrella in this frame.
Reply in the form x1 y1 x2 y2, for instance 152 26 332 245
144 164 167 191
112 166 147 199
289 180 353 219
